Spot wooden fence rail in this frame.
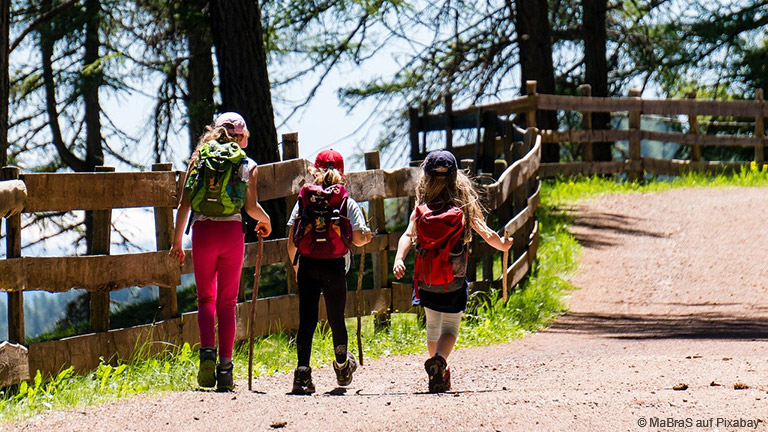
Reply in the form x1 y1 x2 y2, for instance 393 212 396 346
0 127 541 383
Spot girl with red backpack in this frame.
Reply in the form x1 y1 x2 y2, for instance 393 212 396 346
169 112 272 392
286 149 372 394
393 150 511 393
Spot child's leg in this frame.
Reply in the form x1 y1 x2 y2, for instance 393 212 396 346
191 221 220 350
319 258 348 364
435 312 461 358
296 258 322 367
425 308 462 359
424 307 443 357
214 222 245 361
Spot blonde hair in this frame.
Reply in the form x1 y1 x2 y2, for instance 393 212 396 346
309 166 344 187
187 126 245 170
415 166 493 244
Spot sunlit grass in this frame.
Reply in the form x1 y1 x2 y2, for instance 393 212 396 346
5 167 767 423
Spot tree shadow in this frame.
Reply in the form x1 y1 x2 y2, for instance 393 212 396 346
570 211 670 249
548 311 768 340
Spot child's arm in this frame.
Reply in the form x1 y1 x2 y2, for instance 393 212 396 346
169 172 191 266
287 224 298 275
349 199 372 247
393 210 417 279
351 229 372 247
470 217 512 252
244 164 271 236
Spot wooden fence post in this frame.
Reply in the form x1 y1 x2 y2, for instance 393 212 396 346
511 142 527 263
2 166 24 343
283 132 299 295
579 84 594 162
480 110 498 174
628 88 643 181
89 166 114 333
498 121 516 225
409 107 420 162
526 81 538 128
365 151 390 329
460 159 477 282
444 94 453 150
755 89 765 167
153 163 178 319
686 91 702 163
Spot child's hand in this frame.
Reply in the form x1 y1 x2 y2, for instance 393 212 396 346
169 242 185 266
393 258 407 279
500 234 513 252
255 219 271 237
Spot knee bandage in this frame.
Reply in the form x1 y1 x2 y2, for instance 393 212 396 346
424 309 462 342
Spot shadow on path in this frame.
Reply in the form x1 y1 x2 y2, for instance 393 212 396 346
548 312 768 340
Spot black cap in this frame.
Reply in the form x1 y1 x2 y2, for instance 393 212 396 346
423 150 458 176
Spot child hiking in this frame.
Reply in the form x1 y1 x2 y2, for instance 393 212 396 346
169 112 272 392
393 150 512 393
286 149 372 394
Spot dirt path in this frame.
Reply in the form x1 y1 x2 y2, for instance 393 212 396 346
7 187 768 431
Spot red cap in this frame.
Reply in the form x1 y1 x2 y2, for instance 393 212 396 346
314 149 344 174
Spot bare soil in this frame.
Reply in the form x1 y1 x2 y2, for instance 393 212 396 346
6 187 768 431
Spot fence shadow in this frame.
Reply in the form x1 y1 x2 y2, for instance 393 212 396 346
570 211 669 250
547 311 768 340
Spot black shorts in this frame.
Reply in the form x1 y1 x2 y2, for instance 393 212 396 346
413 278 468 313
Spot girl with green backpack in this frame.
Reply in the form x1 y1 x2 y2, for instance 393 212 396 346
170 112 272 391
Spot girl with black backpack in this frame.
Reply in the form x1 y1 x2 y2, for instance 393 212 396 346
393 150 511 393
286 149 372 394
169 112 272 392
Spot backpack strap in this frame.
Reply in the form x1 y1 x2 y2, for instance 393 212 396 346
184 210 195 235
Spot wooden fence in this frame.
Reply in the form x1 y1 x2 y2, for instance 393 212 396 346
0 128 541 386
411 81 766 181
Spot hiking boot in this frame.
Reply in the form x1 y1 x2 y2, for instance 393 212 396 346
424 354 449 393
197 347 217 388
216 361 235 392
292 366 315 395
333 352 358 386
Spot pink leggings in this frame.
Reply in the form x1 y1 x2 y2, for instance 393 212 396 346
192 220 244 359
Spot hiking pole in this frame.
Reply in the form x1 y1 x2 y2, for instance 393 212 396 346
248 234 264 392
356 207 371 367
356 242 365 366
502 232 510 303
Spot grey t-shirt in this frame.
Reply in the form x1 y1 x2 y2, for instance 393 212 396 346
191 157 256 225
287 195 369 272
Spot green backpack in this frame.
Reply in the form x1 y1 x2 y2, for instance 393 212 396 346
184 140 248 217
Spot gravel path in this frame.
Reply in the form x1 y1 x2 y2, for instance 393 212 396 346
6 187 768 431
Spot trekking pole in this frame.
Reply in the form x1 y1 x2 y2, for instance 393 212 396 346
502 232 510 303
248 234 264 391
356 243 365 366
356 206 370 367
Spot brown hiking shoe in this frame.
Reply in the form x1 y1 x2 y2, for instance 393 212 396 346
291 366 315 395
424 354 450 393
333 352 358 386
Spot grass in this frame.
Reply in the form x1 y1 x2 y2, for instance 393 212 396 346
4 166 768 423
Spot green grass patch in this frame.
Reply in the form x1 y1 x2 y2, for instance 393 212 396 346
7 167 767 422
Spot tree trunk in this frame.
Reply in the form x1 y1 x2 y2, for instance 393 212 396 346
583 0 612 161
82 0 103 170
0 0 8 167
515 0 558 162
184 0 214 155
40 0 86 172
210 0 284 235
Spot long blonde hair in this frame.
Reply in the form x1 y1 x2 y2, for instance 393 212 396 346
309 166 344 187
415 166 492 244
187 126 242 170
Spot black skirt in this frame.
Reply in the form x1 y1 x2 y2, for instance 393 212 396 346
412 278 468 313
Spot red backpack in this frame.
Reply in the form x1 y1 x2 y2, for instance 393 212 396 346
413 204 466 297
292 183 353 260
